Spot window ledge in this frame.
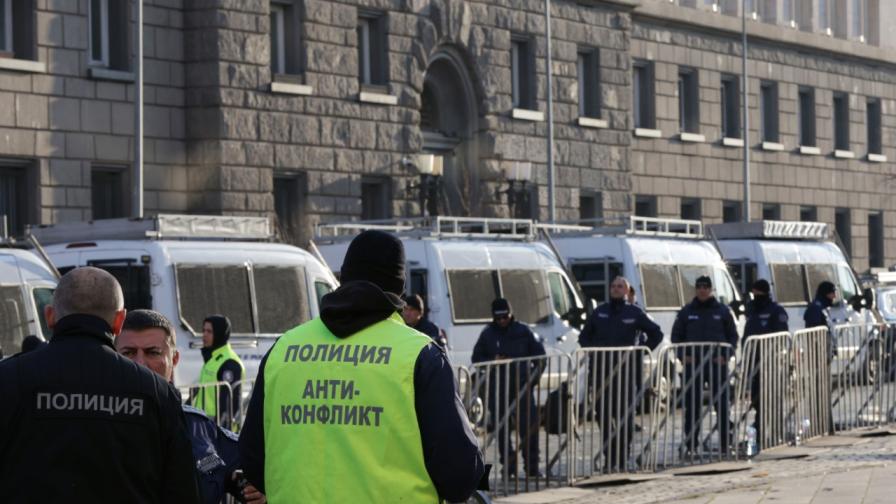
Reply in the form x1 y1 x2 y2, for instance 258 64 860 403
868 153 887 163
577 117 608 129
512 108 545 122
0 57 46 73
721 137 744 147
761 141 784 151
270 81 313 96
834 149 855 159
634 128 662 138
88 67 135 82
679 132 706 143
359 91 398 106
799 145 821 155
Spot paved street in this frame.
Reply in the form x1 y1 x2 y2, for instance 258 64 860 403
495 432 896 504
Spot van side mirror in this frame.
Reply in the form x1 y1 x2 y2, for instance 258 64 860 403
562 306 587 330
848 294 866 312
863 288 875 311
729 299 746 317
586 298 598 316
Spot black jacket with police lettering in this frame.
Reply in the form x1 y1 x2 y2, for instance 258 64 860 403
579 298 664 349
183 405 241 504
671 297 739 352
803 296 832 329
744 296 789 339
0 315 199 503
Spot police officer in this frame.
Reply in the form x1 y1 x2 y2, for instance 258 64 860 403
579 276 662 471
743 279 788 446
239 230 484 503
805 281 836 329
115 310 266 504
0 267 199 502
671 275 738 454
402 293 447 348
472 297 546 478
196 315 245 428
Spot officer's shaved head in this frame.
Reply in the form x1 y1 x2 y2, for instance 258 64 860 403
53 267 125 326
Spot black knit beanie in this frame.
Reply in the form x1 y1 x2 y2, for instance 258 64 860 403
340 230 406 296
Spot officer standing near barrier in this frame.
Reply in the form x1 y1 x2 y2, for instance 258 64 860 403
671 275 739 455
743 279 788 447
239 230 484 502
0 267 199 502
196 315 245 428
580 276 663 471
472 298 546 478
402 294 447 348
115 310 266 504
805 281 838 358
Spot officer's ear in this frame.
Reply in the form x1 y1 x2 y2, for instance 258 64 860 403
172 349 180 368
110 309 127 336
44 305 56 330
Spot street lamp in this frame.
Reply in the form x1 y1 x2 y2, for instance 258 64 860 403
405 154 443 217
495 162 533 218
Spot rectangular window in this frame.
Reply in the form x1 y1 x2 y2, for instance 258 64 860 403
640 264 682 309
253 265 310 334
836 208 852 257
800 205 818 222
499 270 552 325
833 92 850 151
89 0 129 70
579 191 602 221
728 261 758 295
806 264 837 298
720 75 740 138
722 200 742 223
633 60 656 129
0 285 28 354
634 194 657 218
446 270 500 322
762 203 781 220
175 265 255 335
760 81 779 142
511 36 535 109
90 167 127 219
270 1 303 76
357 12 387 86
680 198 701 220
273 173 306 244
783 0 794 23
270 3 286 74
771 263 809 304
833 0 849 38
0 0 11 53
570 261 623 305
577 49 600 118
868 211 884 268
361 177 391 220
867 98 882 154
798 87 816 146
89 0 109 66
819 0 831 32
86 260 151 311
0 164 27 236
852 0 864 40
678 67 699 133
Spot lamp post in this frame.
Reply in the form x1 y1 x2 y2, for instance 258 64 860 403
741 0 751 222
133 0 144 219
406 154 444 217
496 162 534 218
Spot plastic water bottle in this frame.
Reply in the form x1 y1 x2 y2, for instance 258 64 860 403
746 426 757 457
802 418 811 437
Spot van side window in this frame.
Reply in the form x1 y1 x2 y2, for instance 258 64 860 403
727 262 757 296
0 286 28 354
640 264 681 309
88 261 152 310
548 271 571 316
175 265 255 335
678 265 712 298
315 280 333 306
806 263 837 300
771 263 809 305
253 266 310 334
570 261 623 304
32 288 54 339
835 264 858 301
409 269 427 300
500 270 552 325
446 270 500 322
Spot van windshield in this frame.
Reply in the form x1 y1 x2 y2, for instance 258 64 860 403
253 266 310 334
33 288 53 338
446 269 552 325
640 264 739 309
0 285 28 355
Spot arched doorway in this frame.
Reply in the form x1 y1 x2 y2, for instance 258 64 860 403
420 47 480 216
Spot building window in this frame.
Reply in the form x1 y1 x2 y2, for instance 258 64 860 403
798 87 816 147
722 201 742 223
0 0 11 54
0 0 35 60
579 191 602 221
867 98 882 154
0 164 27 236
91 167 127 219
511 36 536 110
868 211 884 268
836 208 852 256
274 173 306 243
762 203 781 220
818 0 831 32
760 81 779 142
633 60 655 129
833 92 850 151
577 49 600 118
634 195 657 218
833 0 848 38
270 1 303 76
680 198 701 220
361 177 391 220
678 67 699 133
89 0 129 70
852 0 864 40
357 12 387 86
800 205 818 222
720 75 740 138
758 0 776 22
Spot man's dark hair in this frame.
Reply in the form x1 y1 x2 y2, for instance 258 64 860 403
122 310 176 348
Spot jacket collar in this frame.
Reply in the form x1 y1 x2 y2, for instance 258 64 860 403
50 314 116 349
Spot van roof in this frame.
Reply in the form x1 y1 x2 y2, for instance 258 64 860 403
315 216 538 242
0 248 59 285
29 215 274 245
540 216 704 239
708 220 830 241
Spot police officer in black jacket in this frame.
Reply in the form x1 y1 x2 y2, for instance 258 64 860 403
579 276 663 471
671 275 739 454
0 267 199 503
804 281 836 329
402 294 447 348
472 298 546 478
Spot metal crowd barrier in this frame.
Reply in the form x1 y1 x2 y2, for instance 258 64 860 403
232 379 256 432
468 353 574 496
650 342 737 469
570 347 655 480
178 381 235 430
792 327 833 440
733 332 793 452
830 323 896 431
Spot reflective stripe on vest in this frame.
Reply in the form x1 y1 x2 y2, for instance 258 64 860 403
197 344 244 418
263 313 439 503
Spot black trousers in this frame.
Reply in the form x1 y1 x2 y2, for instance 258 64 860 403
682 360 731 452
491 391 540 474
589 353 642 471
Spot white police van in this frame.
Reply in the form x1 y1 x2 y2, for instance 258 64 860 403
0 245 57 356
544 217 745 342
31 215 339 384
315 217 586 366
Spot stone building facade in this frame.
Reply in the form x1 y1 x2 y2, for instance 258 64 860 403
0 0 894 270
